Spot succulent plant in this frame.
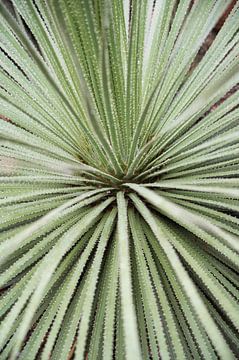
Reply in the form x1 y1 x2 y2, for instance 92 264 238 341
0 1 239 359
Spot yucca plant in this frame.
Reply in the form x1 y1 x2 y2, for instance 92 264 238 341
0 0 239 359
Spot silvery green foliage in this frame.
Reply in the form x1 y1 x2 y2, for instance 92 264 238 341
0 0 239 359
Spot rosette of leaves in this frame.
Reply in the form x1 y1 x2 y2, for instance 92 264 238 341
0 0 239 359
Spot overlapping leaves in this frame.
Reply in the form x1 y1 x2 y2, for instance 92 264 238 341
0 0 239 359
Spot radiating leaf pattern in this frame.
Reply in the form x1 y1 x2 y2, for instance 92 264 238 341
0 0 239 359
